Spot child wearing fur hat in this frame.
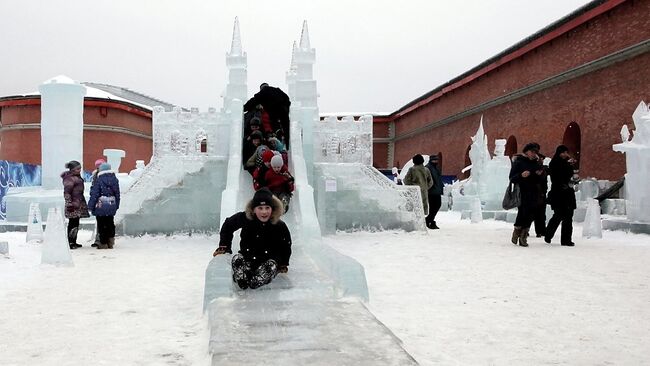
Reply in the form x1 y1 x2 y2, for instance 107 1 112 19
88 163 121 249
264 155 294 212
213 188 292 290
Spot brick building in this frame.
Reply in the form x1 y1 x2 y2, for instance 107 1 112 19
374 0 650 181
0 83 179 172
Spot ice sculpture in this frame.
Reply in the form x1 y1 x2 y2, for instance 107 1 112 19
103 149 125 172
0 241 8 255
481 139 512 210
41 207 73 266
26 202 44 242
469 117 491 191
128 160 146 179
470 197 483 223
39 75 86 189
582 198 603 238
314 115 373 165
223 17 247 113
613 101 650 223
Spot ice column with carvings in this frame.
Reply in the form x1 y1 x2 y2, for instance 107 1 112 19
223 17 247 113
287 21 318 184
38 75 86 189
613 101 650 223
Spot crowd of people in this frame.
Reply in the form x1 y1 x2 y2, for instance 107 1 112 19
242 83 294 213
399 143 578 248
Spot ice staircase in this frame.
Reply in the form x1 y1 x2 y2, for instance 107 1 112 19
116 106 232 235
203 113 418 365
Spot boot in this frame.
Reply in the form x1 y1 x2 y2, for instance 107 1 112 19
107 237 115 249
511 227 522 245
430 221 440 230
518 227 529 247
96 241 109 249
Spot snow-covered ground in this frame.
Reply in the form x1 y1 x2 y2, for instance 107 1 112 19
2 211 650 365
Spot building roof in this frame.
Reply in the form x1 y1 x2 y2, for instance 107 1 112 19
393 0 623 117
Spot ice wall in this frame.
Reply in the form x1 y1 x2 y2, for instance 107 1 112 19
613 101 650 223
38 75 86 189
314 115 373 165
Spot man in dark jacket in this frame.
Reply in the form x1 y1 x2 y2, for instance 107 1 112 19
544 145 577 246
213 188 292 289
509 143 546 247
243 83 291 147
425 154 443 229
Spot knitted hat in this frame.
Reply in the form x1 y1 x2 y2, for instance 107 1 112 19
99 163 111 172
95 158 106 168
250 130 263 140
250 117 261 127
262 150 275 163
270 155 284 168
65 160 81 170
252 188 274 208
412 154 424 165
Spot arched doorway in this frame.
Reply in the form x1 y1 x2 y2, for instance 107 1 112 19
562 122 581 168
505 135 517 157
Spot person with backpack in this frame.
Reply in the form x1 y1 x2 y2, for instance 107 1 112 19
88 163 121 249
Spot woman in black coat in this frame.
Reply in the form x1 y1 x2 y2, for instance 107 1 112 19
213 188 292 289
509 143 546 247
544 145 577 246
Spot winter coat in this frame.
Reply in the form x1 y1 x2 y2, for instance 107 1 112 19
404 164 434 214
264 166 295 194
219 194 292 269
244 86 291 126
88 171 121 217
425 161 443 196
548 156 577 211
61 171 90 219
246 145 269 170
509 155 546 208
242 140 261 167
253 165 270 190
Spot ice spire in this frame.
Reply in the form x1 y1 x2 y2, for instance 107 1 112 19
299 20 310 50
229 16 243 56
290 41 297 70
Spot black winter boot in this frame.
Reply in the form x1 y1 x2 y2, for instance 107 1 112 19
511 227 522 245
518 228 529 247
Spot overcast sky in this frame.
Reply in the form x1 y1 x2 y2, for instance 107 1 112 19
0 0 592 113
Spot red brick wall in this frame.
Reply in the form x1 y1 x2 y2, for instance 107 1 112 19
390 0 650 180
0 102 152 172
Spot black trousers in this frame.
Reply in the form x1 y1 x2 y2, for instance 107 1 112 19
514 204 538 229
232 254 278 289
426 193 442 225
67 217 80 244
96 216 115 245
534 203 547 236
545 207 574 245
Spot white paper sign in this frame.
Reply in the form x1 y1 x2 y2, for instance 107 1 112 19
325 179 337 192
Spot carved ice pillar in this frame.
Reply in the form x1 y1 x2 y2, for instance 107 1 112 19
38 75 87 189
291 21 318 185
613 101 650 223
224 17 247 113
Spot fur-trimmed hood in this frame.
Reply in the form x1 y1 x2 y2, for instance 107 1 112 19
244 194 284 224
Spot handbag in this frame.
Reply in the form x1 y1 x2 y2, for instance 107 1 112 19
502 182 521 210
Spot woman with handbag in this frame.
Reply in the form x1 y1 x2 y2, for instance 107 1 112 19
508 143 546 247
88 163 121 249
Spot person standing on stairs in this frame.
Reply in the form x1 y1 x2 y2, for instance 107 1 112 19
213 188 292 290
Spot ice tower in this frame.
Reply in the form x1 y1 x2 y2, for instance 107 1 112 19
223 17 247 113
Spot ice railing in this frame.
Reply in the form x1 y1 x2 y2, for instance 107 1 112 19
359 165 428 230
289 110 369 300
314 115 373 165
118 106 230 218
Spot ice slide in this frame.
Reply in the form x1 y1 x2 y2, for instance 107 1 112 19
204 109 417 364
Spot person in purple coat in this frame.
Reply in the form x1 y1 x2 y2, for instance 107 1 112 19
61 160 90 249
88 163 121 249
